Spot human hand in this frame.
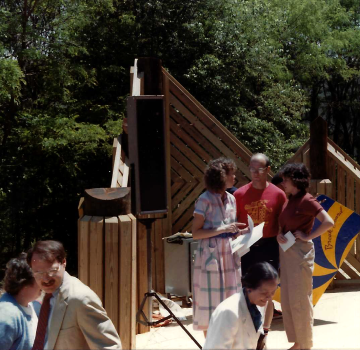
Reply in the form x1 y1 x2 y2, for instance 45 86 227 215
293 230 308 241
233 227 250 238
222 222 246 234
277 233 287 244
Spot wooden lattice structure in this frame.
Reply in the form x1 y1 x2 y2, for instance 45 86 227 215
115 60 262 294
107 59 360 337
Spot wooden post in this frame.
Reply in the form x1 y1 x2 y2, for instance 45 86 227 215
310 117 328 179
78 188 137 349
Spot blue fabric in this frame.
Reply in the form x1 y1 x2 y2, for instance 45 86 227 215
0 293 34 350
243 288 262 332
215 231 237 238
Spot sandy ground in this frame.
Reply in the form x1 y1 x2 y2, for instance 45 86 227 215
136 283 360 349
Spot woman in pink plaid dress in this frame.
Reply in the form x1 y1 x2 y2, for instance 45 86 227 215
192 157 246 337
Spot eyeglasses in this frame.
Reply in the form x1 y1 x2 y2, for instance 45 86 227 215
249 167 268 174
33 264 62 279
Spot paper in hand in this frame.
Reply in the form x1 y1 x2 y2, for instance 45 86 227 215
279 231 296 252
230 215 263 256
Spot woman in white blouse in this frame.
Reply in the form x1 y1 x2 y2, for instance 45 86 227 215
203 262 279 350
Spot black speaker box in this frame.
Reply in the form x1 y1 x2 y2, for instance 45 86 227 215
127 96 168 215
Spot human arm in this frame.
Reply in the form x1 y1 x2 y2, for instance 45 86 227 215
77 294 122 349
0 304 20 350
192 213 245 240
294 209 334 241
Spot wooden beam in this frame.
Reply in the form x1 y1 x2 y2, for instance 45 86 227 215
104 217 119 330
89 216 104 302
78 215 91 285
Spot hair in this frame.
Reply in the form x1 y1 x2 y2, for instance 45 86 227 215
271 173 283 186
250 153 270 167
278 163 310 191
3 253 35 296
241 262 278 290
204 157 237 193
27 240 66 267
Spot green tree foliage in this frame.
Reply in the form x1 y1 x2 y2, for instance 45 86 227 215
1 0 360 273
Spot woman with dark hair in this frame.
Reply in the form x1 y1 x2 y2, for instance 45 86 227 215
192 157 246 335
277 163 334 350
203 262 278 349
0 253 41 350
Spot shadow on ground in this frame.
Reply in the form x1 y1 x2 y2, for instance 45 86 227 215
271 318 336 332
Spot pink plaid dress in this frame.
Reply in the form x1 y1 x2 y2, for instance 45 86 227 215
192 190 242 331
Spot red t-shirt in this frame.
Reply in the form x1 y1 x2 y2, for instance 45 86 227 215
279 192 323 235
234 182 287 238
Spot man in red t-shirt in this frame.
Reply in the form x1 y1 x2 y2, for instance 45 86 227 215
234 153 286 337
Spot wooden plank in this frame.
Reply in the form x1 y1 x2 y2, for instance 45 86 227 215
328 137 360 175
170 107 223 160
112 136 120 170
171 179 185 198
119 215 133 348
127 214 137 347
345 254 360 275
170 93 251 177
163 71 173 248
170 155 195 183
170 135 205 179
116 169 123 188
172 182 197 210
78 215 92 286
303 148 310 170
111 140 122 188
316 179 332 197
78 197 84 218
172 183 204 222
286 139 310 164
131 59 141 96
340 260 360 279
121 159 129 187
327 142 360 179
326 155 337 200
89 216 104 302
337 166 346 205
172 205 195 234
346 175 355 210
104 217 119 330
170 117 212 163
171 168 181 183
335 271 346 280
166 73 253 161
136 220 150 333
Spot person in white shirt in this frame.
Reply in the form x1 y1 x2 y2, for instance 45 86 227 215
203 262 279 350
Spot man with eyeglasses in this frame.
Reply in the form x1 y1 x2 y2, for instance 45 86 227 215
234 153 286 345
27 240 121 350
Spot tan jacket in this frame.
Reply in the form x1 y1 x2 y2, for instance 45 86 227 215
203 289 263 349
46 272 121 350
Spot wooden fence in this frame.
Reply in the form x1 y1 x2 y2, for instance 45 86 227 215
107 59 360 338
78 214 137 348
288 137 360 279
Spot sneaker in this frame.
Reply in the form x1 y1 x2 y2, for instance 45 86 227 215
273 308 282 320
